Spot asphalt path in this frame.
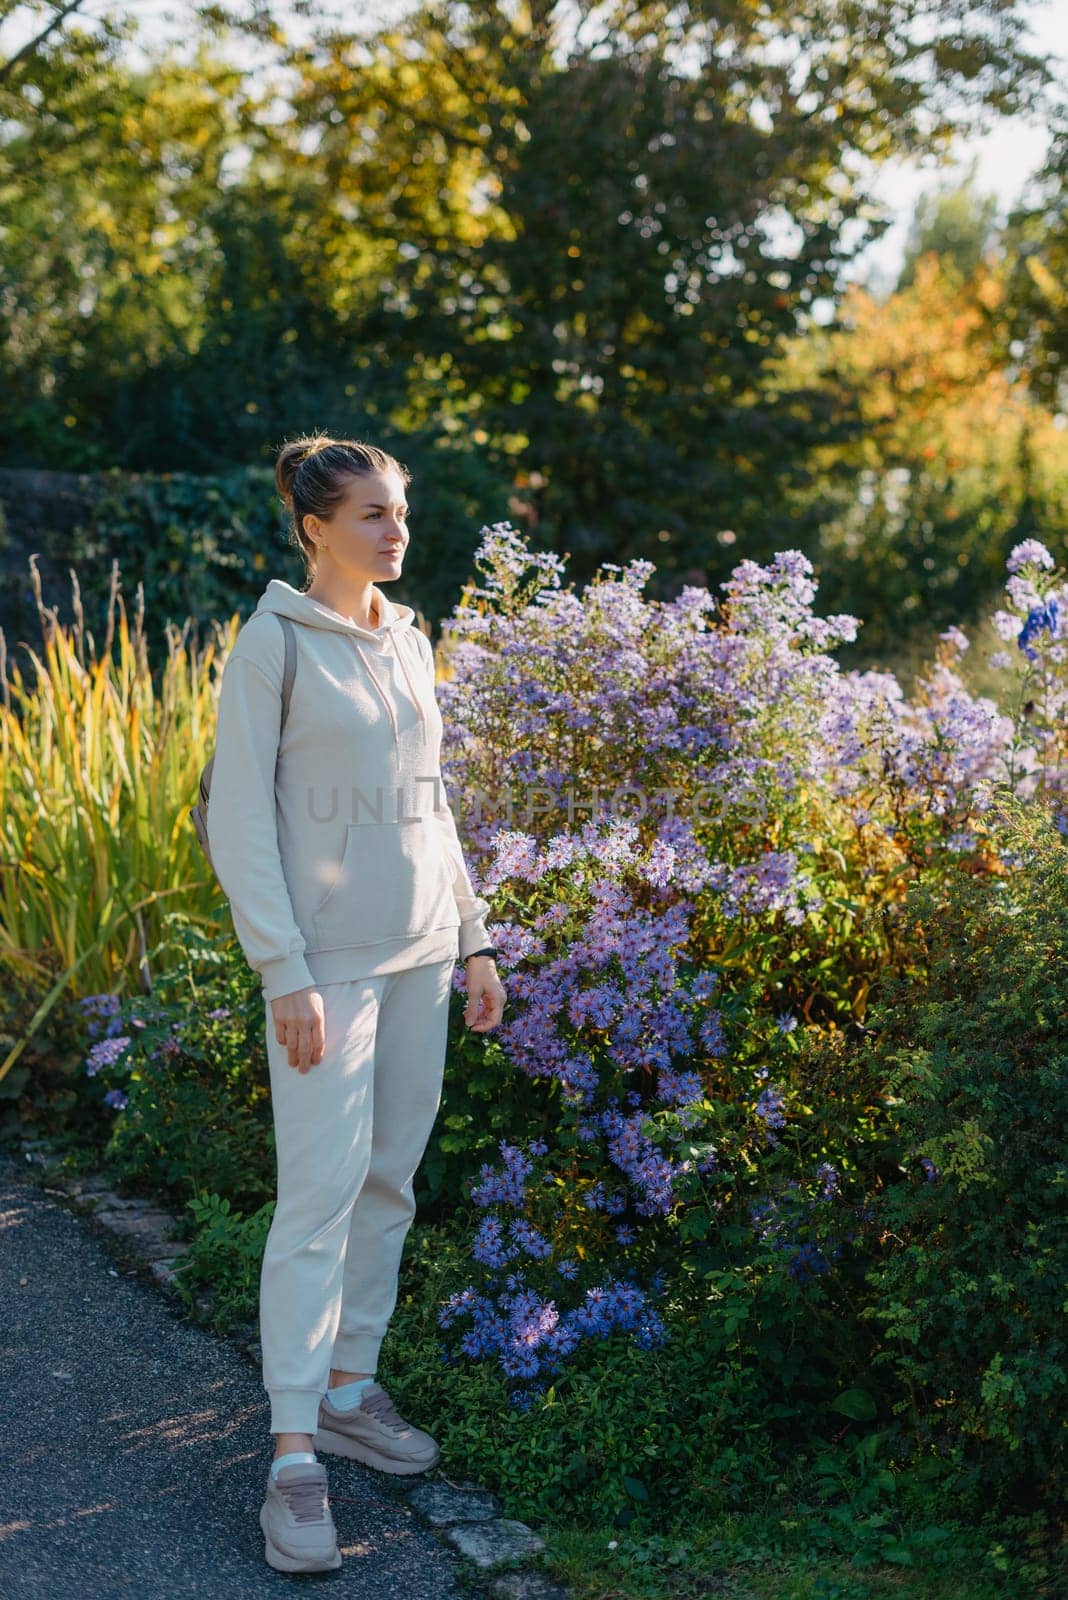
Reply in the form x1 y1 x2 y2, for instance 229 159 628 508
0 1149 466 1599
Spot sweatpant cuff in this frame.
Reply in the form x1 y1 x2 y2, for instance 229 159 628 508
330 1331 385 1373
269 1387 327 1436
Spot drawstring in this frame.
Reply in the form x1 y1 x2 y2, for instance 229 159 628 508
352 641 399 740
351 631 428 745
393 636 429 745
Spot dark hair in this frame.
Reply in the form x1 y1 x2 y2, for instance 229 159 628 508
274 434 412 584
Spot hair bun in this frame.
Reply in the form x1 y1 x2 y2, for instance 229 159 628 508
274 434 335 503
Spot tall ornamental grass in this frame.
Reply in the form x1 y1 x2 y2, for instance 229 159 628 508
0 555 232 1089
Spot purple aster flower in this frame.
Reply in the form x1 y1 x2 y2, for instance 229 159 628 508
84 1036 131 1078
1006 539 1054 574
814 1162 839 1200
754 1085 786 1131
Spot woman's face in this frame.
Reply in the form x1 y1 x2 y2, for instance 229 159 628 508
307 468 410 579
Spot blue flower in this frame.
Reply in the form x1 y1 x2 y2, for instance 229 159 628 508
1006 539 1054 574
509 1218 552 1260
78 993 121 1016
787 1241 830 1283
814 1162 839 1200
470 1142 534 1208
1017 598 1059 661
472 1216 517 1268
754 1085 786 1131
85 1036 131 1078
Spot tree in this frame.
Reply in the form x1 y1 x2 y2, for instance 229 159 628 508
0 0 1059 608
1000 124 1068 414
896 166 1000 291
251 0 1059 592
768 248 1068 662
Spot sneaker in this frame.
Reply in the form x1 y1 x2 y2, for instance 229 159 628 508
259 1461 342 1573
313 1382 440 1475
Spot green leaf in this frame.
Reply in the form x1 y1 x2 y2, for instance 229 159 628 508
829 1388 878 1421
622 1475 650 1502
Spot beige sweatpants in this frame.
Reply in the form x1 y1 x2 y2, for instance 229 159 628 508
259 958 454 1435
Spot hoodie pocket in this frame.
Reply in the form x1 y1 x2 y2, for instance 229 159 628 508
311 816 453 950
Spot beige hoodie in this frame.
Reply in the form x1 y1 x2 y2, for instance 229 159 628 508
205 578 493 1003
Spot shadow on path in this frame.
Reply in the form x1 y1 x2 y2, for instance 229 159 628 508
0 1150 464 1599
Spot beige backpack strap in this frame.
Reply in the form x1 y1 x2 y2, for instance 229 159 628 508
277 614 298 729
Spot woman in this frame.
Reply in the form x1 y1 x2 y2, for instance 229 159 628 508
206 434 507 1573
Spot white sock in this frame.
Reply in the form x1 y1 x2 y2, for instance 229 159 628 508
271 1450 316 1480
323 1375 376 1413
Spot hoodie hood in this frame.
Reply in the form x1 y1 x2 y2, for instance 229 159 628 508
253 577 429 746
254 577 415 643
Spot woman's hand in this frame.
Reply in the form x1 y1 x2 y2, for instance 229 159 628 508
270 985 326 1072
463 955 507 1033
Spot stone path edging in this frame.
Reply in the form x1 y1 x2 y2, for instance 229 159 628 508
16 1136 570 1600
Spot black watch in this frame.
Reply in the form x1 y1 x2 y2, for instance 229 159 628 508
465 946 497 961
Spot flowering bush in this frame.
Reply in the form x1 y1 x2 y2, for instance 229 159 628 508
432 528 1068 1404
437 813 877 1405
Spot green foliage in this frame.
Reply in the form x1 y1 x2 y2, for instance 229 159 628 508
858 793 1068 1513
418 997 557 1214
0 558 234 1014
896 168 1000 291
1002 127 1068 412
60 451 516 652
0 963 105 1144
170 1191 275 1334
770 248 1068 666
70 466 302 663
379 1222 1064 1599
88 921 277 1213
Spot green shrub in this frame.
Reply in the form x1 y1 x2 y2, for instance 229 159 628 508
0 961 106 1146
79 919 276 1212
170 1191 275 1334
64 450 516 661
858 793 1068 1515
